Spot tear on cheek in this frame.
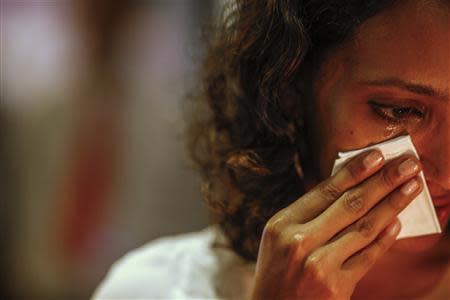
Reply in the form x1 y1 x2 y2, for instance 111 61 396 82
383 124 404 138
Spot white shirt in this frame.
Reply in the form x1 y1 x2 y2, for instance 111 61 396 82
93 226 450 300
92 226 255 299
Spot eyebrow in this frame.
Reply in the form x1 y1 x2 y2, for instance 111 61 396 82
358 78 449 101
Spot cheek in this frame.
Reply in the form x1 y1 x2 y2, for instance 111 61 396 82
315 103 394 179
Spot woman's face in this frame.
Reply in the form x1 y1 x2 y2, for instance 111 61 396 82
309 0 449 252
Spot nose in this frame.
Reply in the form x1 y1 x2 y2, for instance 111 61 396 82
419 122 450 192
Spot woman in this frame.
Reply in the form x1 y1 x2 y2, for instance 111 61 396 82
94 0 449 299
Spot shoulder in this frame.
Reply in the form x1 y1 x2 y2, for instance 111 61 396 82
92 227 219 299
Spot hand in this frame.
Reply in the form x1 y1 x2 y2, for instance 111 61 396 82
250 150 423 300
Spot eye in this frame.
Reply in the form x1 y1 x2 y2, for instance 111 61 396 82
368 100 425 123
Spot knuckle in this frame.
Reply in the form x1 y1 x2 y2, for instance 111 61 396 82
318 181 343 200
287 229 310 247
304 254 326 279
356 218 376 238
374 237 389 252
277 236 295 253
386 194 406 211
358 251 376 267
303 253 339 297
342 191 365 214
280 227 310 252
263 218 284 240
380 167 398 189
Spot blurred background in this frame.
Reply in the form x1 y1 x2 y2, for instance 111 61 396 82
1 0 221 298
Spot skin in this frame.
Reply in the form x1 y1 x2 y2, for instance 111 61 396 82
311 0 449 251
250 0 449 299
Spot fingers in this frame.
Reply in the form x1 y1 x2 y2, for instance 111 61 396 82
309 154 421 244
341 219 401 281
280 220 401 298
264 150 421 280
326 176 423 261
280 150 385 224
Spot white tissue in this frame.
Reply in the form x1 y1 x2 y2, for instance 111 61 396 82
331 135 441 239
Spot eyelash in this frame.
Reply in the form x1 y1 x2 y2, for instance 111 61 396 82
368 100 425 123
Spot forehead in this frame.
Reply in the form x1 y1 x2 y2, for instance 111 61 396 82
343 0 449 94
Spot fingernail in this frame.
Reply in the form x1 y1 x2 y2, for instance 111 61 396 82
398 159 419 177
401 178 419 195
363 151 384 169
387 220 401 236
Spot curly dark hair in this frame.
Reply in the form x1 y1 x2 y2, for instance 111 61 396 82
187 0 397 261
